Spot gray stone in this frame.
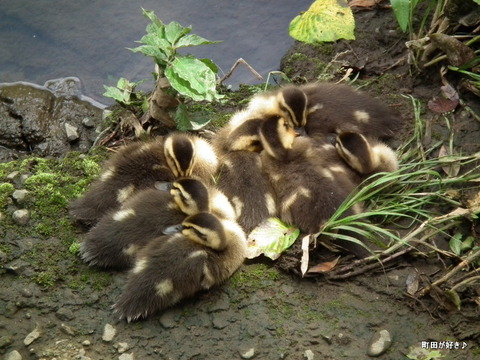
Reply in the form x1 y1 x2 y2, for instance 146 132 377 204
56 307 76 321
12 189 29 203
4 350 22 360
159 311 178 329
60 323 77 336
0 336 13 349
115 342 130 354
212 314 229 329
367 329 392 357
12 209 29 225
102 323 116 342
23 326 41 345
82 117 96 128
65 123 79 142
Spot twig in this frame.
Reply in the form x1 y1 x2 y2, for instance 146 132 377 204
450 275 480 293
417 248 480 297
218 58 263 85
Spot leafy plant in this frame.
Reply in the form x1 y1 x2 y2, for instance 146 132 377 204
103 8 224 131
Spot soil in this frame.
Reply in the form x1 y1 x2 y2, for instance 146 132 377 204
1 6 479 360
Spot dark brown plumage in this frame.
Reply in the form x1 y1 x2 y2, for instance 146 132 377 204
113 212 246 322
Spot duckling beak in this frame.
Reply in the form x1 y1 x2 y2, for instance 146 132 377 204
294 127 306 137
163 223 184 235
155 181 173 191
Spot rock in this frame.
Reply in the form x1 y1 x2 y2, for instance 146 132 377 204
102 323 116 342
159 311 178 329
12 189 29 203
44 77 82 98
240 348 255 359
4 350 22 360
0 336 14 349
12 209 29 225
64 123 79 142
115 342 130 353
212 314 229 329
23 325 41 345
82 117 96 128
367 329 392 357
56 307 76 321
118 353 134 360
82 340 91 346
60 323 77 336
304 349 314 360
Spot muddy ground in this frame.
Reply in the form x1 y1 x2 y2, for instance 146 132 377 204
1 6 479 360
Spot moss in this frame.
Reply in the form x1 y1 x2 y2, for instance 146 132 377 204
0 182 15 209
230 263 281 291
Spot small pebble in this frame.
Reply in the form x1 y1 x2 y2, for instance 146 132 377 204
64 123 79 142
118 353 134 360
0 336 14 349
240 348 255 359
60 323 76 336
116 342 130 354
12 209 30 225
367 329 392 357
159 311 177 329
82 117 95 128
12 189 29 203
4 350 23 360
102 323 116 342
82 340 91 346
304 349 314 360
23 326 41 345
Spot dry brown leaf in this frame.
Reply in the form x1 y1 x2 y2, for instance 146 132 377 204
349 0 383 9
307 256 341 274
427 97 458 113
438 145 461 177
406 271 419 296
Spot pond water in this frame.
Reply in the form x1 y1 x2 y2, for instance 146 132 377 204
0 0 312 104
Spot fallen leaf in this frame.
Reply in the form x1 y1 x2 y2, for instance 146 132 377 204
427 97 458 113
300 234 312 276
246 218 300 260
307 256 341 274
349 0 380 8
441 84 459 102
406 271 419 296
438 145 460 177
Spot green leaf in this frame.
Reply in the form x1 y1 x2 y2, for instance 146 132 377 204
289 0 355 43
246 218 300 260
473 0 480 4
103 85 129 104
175 34 221 48
129 44 169 65
164 21 191 45
449 232 463 255
174 103 191 131
391 0 411 32
141 8 165 29
198 58 219 74
165 56 221 101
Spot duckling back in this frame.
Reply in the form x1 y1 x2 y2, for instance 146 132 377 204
299 83 404 141
80 188 186 270
69 138 174 227
113 214 247 321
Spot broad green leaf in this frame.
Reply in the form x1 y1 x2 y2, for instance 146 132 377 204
391 0 411 32
289 0 355 43
199 58 219 74
175 34 221 49
474 0 480 4
174 103 191 131
246 218 300 260
141 8 165 29
166 56 220 101
449 232 463 255
164 21 191 45
128 45 168 65
103 85 129 104
445 289 462 311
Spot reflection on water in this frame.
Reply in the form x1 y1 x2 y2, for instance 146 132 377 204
0 0 311 103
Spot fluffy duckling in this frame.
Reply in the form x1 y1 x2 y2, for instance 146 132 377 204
69 132 218 227
80 177 234 269
335 131 399 175
246 83 403 141
259 115 361 235
216 150 277 234
113 212 247 322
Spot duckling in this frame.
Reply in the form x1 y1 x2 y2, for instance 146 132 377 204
69 132 218 228
80 177 234 269
246 83 404 141
335 131 399 175
259 115 362 235
216 150 277 234
113 212 247 322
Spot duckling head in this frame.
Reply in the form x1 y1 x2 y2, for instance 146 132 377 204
259 115 298 160
181 212 228 251
164 134 196 177
227 118 264 152
336 132 398 174
276 86 308 127
170 177 210 215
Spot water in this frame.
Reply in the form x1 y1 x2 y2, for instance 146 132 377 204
0 0 311 104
